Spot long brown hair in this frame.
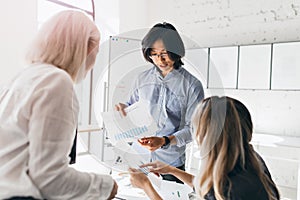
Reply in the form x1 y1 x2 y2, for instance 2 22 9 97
192 96 279 200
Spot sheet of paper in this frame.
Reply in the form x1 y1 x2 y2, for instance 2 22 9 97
113 171 149 200
158 180 193 200
113 141 149 169
101 101 158 145
148 172 163 189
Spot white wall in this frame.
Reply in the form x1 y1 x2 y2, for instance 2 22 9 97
119 0 148 33
95 0 120 40
219 90 300 137
120 0 300 47
0 0 37 86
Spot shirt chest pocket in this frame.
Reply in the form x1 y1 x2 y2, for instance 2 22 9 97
166 93 185 113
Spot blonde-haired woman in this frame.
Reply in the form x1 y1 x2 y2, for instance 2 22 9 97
129 96 280 200
0 10 117 199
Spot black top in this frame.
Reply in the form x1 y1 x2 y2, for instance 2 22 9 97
204 154 279 200
68 130 77 164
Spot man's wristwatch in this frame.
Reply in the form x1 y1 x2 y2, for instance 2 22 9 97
161 136 170 149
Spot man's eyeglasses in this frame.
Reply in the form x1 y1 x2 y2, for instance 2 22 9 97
149 52 169 60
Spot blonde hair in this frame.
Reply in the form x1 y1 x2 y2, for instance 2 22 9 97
26 10 100 80
192 96 279 200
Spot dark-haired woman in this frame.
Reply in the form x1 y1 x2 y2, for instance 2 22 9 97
129 96 280 200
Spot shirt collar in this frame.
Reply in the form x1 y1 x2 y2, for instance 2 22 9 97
150 65 182 80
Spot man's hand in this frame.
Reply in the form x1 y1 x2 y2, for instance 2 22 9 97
138 136 165 151
114 103 128 117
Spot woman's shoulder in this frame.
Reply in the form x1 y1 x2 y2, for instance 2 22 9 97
37 64 72 81
4 64 73 93
31 64 72 86
228 166 270 200
19 63 74 97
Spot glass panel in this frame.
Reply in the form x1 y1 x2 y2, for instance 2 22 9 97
239 45 271 89
272 42 300 90
209 47 238 89
184 48 208 88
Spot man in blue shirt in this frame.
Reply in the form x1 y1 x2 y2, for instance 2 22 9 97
115 22 204 183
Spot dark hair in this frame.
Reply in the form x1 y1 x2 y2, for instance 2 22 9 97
141 22 185 69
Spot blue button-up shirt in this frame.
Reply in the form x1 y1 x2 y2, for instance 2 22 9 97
127 66 204 167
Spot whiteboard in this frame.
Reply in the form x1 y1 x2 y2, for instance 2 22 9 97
107 36 149 111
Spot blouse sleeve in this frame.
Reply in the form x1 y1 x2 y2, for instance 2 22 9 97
27 70 114 200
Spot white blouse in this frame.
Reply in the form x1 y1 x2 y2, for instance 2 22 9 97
0 64 114 199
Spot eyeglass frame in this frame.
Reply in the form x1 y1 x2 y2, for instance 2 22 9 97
149 52 169 60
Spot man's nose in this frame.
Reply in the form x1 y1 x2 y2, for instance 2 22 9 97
158 55 166 61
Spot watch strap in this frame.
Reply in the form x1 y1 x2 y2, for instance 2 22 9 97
162 136 170 148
